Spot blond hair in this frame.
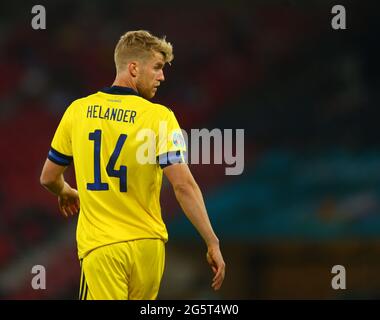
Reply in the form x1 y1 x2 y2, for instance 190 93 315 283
114 30 174 73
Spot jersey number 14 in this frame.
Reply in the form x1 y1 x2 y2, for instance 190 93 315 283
87 129 127 192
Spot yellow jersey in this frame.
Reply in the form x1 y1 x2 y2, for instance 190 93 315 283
48 86 186 259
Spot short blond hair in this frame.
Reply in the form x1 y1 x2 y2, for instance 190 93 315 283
114 30 174 73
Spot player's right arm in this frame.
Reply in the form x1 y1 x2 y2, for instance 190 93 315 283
40 158 79 217
163 163 226 291
40 102 79 217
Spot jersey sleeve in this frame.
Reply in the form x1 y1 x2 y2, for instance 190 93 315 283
47 104 74 166
156 109 187 169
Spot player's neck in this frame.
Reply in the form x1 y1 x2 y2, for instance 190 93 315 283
112 76 138 94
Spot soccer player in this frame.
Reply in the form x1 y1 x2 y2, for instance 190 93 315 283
40 30 225 300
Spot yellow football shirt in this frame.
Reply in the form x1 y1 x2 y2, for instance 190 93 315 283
48 86 186 259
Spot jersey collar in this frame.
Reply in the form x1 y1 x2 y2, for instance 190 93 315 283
100 86 139 96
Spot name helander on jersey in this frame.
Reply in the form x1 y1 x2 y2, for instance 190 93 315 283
87 105 137 123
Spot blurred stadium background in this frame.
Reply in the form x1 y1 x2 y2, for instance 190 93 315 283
1 0 380 299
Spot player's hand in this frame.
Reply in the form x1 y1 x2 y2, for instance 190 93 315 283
58 182 80 217
206 244 225 290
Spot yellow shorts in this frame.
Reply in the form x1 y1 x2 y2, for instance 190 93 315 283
78 239 165 300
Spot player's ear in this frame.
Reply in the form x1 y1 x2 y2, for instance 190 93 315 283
128 62 138 78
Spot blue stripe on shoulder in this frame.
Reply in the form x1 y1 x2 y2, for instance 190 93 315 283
157 150 185 169
48 148 73 166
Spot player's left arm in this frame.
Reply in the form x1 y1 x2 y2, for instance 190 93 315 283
40 158 79 217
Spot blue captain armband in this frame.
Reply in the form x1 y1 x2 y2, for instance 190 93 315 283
157 150 186 169
48 147 73 166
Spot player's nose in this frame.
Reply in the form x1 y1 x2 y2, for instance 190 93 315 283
158 70 165 81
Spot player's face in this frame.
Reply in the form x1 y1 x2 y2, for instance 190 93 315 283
136 51 165 100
